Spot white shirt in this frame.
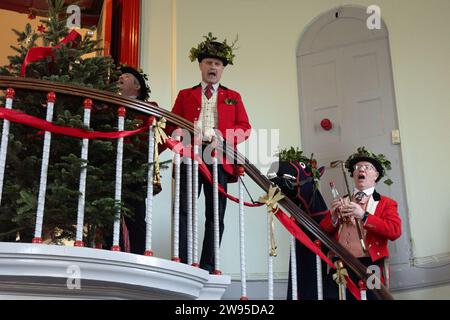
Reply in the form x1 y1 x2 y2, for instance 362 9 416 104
199 82 219 140
201 82 219 94
353 187 375 198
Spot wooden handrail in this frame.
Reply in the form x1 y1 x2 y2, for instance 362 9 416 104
0 75 393 299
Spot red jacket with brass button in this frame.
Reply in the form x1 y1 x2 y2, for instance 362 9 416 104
320 191 402 262
164 84 251 183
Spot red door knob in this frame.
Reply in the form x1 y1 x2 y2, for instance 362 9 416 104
320 118 333 131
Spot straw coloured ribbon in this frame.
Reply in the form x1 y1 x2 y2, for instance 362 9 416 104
152 117 168 185
333 260 349 287
259 186 284 257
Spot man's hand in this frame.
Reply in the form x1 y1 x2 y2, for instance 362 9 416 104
340 202 365 220
203 128 216 142
330 198 345 225
194 122 203 141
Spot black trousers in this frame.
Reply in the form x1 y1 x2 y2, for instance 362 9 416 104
123 199 146 254
324 257 385 300
178 161 228 273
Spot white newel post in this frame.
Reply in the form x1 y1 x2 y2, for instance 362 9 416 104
192 143 199 267
172 135 181 262
186 155 193 265
359 280 367 301
238 167 248 300
144 123 155 256
212 144 221 275
267 213 274 300
0 88 15 205
33 92 56 243
111 107 126 251
315 240 323 300
74 99 93 247
290 236 298 300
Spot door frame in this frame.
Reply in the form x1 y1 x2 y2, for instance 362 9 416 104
102 0 141 68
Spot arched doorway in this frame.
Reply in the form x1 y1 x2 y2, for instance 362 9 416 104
296 6 411 277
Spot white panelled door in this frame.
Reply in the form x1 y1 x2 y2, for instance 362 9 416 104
298 38 411 265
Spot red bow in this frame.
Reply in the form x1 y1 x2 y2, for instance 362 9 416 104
20 30 82 77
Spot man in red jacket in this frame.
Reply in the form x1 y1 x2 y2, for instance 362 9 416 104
169 34 251 273
320 147 401 299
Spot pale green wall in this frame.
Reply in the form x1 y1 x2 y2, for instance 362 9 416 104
140 0 450 281
393 283 450 300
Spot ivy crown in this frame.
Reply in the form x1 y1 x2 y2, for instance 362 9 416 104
189 32 239 66
345 146 393 186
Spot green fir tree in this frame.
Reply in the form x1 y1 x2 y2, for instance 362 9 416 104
0 0 151 246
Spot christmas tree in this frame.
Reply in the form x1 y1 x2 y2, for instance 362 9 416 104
0 0 151 246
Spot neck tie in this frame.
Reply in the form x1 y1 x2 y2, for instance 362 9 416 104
205 84 213 100
354 191 366 203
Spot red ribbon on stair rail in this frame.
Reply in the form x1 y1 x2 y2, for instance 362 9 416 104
164 137 361 299
0 107 153 139
20 30 82 77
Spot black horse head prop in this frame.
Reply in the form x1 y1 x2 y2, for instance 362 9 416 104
267 160 327 220
267 156 329 300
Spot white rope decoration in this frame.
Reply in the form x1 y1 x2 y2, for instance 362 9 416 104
290 236 298 300
192 143 199 266
144 125 155 256
186 156 193 265
212 146 220 274
75 99 92 246
359 280 367 300
33 93 56 242
360 287 367 300
342 285 347 300
112 107 125 250
316 253 323 300
238 174 248 299
0 89 15 205
172 135 181 261
268 211 274 300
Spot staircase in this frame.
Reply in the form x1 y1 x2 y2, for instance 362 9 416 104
0 76 393 300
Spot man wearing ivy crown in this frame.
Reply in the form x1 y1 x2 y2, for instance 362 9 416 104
165 33 251 273
320 147 402 300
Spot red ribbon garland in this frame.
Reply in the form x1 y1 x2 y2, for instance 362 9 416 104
20 30 82 77
0 107 153 139
164 138 264 208
274 210 361 300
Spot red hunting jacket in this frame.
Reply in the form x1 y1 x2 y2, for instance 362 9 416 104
164 84 251 183
320 191 402 263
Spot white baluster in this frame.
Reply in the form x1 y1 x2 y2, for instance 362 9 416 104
192 143 199 267
172 135 181 262
315 240 323 300
290 236 298 300
75 99 93 247
186 155 193 265
144 124 155 256
111 107 126 251
0 88 15 205
212 144 221 275
238 168 248 300
359 280 367 300
33 92 56 243
268 212 274 300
